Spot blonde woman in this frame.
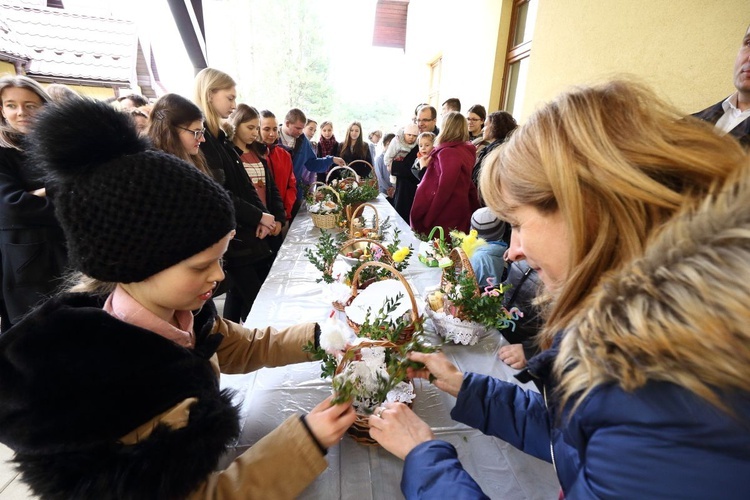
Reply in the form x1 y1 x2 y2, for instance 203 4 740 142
193 68 276 322
409 111 479 234
369 81 750 498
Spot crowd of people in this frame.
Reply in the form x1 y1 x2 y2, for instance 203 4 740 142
0 21 748 498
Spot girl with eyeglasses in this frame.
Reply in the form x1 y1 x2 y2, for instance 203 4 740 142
0 75 68 331
147 93 212 177
466 104 486 142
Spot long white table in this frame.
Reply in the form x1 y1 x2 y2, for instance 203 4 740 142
221 195 560 499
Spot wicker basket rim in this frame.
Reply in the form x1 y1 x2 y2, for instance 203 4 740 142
311 181 342 205
349 261 419 325
347 202 380 234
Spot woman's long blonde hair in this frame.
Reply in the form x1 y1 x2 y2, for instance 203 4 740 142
556 161 750 415
479 80 747 350
192 68 236 138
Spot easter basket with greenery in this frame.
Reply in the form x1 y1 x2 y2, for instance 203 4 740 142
344 202 383 240
341 261 421 344
305 227 412 288
304 291 435 445
425 247 518 345
326 164 380 216
307 182 342 230
417 226 452 268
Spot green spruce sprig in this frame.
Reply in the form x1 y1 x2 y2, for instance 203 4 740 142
304 229 339 284
306 295 437 405
443 269 513 330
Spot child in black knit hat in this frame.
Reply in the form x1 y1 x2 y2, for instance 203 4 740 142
0 98 356 499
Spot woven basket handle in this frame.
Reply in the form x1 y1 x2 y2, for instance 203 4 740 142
312 181 341 204
326 165 360 184
349 202 380 234
350 261 419 324
347 159 374 175
347 160 379 190
441 247 480 298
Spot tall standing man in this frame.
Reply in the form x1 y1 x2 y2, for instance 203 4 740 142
390 105 441 222
694 24 750 147
278 108 344 218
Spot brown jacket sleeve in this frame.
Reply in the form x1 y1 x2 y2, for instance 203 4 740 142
187 415 327 499
212 318 316 374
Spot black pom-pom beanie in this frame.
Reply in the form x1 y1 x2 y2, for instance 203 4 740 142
26 98 236 283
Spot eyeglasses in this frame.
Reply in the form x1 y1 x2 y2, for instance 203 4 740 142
467 118 482 122
177 126 206 140
416 118 435 124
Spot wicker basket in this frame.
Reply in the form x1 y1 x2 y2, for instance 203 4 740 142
440 247 480 319
309 182 341 230
344 261 420 344
326 163 379 219
345 202 381 240
325 165 359 186
426 248 488 344
334 339 411 445
347 159 379 197
417 226 446 267
332 239 394 312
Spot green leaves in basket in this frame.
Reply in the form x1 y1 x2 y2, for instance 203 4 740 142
337 180 379 206
443 270 515 331
305 295 437 406
304 229 338 284
356 292 418 343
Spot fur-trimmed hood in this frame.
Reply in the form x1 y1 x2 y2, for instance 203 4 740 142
0 294 240 499
557 162 750 411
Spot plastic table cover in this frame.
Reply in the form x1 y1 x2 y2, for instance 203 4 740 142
221 195 560 499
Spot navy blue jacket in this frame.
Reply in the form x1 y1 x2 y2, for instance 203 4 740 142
278 133 334 200
402 345 750 498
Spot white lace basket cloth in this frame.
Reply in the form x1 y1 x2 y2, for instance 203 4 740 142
424 305 487 346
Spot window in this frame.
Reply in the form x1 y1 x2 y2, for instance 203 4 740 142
501 0 538 117
428 56 442 106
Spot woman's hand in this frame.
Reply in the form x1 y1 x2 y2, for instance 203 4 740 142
305 395 357 449
418 156 431 169
368 403 435 460
260 212 275 229
407 352 464 397
498 344 527 370
256 224 270 239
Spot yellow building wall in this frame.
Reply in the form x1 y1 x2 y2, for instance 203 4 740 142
403 0 511 115
0 61 17 76
60 84 115 100
523 0 748 119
